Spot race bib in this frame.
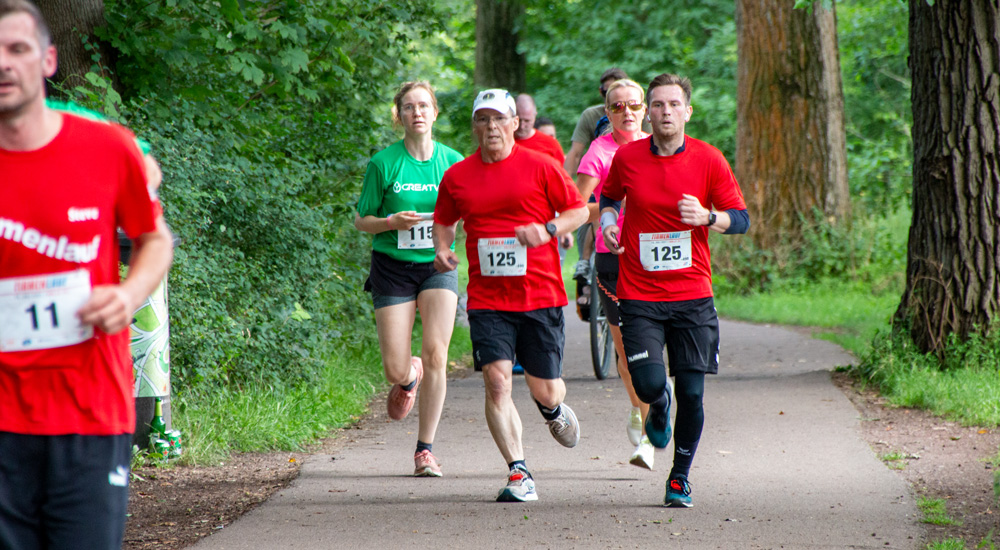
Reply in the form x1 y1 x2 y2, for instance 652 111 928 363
398 220 433 249
477 237 527 276
0 270 94 352
639 231 692 272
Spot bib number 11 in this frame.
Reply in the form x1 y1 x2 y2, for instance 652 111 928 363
0 270 94 352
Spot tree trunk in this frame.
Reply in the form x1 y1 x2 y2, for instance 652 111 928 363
35 0 115 90
474 0 526 92
735 0 850 250
895 0 1000 354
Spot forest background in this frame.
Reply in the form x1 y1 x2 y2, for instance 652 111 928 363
37 0 998 507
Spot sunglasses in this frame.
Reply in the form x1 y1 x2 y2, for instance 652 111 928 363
608 100 644 114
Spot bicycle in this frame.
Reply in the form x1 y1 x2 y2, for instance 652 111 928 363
587 252 614 379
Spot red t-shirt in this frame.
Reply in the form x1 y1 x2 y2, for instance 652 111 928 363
0 113 157 436
602 136 746 302
515 131 565 166
435 145 584 311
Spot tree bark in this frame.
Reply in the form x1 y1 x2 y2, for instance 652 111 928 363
474 0 526 92
735 0 850 250
35 0 114 90
895 0 1000 354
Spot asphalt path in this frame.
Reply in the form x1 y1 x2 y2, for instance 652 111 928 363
192 308 924 549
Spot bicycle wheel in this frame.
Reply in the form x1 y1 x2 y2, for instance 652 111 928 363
589 255 614 380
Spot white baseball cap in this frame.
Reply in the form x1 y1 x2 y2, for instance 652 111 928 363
472 89 517 117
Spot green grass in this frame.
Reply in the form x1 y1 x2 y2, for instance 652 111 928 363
878 451 910 470
715 278 899 359
918 497 963 526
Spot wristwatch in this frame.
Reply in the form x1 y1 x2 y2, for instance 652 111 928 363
706 211 717 226
545 222 558 237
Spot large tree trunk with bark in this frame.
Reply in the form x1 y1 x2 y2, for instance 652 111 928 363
474 0 525 92
36 0 115 90
735 0 849 250
895 0 1000 354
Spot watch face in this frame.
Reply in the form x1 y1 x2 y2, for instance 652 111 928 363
546 222 558 236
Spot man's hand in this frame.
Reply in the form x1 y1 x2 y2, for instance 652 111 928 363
602 224 624 255
678 194 710 226
77 285 137 335
434 249 459 273
514 223 551 248
559 233 574 249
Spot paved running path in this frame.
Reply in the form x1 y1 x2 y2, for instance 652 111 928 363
193 310 924 549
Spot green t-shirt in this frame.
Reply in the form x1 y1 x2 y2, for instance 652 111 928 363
356 140 464 263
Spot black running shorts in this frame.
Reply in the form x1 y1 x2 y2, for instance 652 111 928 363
619 297 720 375
0 432 131 550
364 250 458 309
468 307 565 379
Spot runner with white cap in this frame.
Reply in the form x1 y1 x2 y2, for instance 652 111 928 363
433 88 588 502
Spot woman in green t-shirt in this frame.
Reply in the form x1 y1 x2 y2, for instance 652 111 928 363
354 82 464 477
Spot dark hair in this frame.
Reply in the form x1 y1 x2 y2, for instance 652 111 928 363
0 0 51 48
390 81 438 126
601 67 629 84
534 116 554 129
646 73 692 105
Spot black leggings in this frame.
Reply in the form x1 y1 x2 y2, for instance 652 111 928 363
671 370 705 478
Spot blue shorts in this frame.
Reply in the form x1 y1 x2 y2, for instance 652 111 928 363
0 432 131 550
468 307 565 379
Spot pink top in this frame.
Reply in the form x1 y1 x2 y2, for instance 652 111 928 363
578 134 628 254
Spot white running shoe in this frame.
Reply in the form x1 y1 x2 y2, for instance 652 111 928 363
546 403 580 448
627 407 642 446
496 467 537 502
629 436 654 470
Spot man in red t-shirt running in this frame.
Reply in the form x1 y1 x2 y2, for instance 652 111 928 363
433 88 588 503
600 73 750 509
0 2 174 548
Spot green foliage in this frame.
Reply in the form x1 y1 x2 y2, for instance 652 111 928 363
67 0 450 391
838 0 913 210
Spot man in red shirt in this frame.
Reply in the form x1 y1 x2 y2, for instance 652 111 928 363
0 1 174 547
433 88 588 503
600 73 749 508
514 93 565 166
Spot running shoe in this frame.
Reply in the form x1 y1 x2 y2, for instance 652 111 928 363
572 259 591 280
629 435 654 470
627 407 642 446
496 466 537 502
413 450 442 477
664 475 693 508
387 357 423 420
644 394 672 449
546 403 580 448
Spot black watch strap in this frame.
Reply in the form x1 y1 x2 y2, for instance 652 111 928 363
707 211 717 226
545 222 558 236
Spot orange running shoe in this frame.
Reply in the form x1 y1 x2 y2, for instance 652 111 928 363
387 356 423 420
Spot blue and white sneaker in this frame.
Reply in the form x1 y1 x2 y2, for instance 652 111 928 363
664 475 693 508
496 466 537 502
644 394 672 449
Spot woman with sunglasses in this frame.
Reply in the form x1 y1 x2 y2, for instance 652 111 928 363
575 79 657 469
355 81 464 477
